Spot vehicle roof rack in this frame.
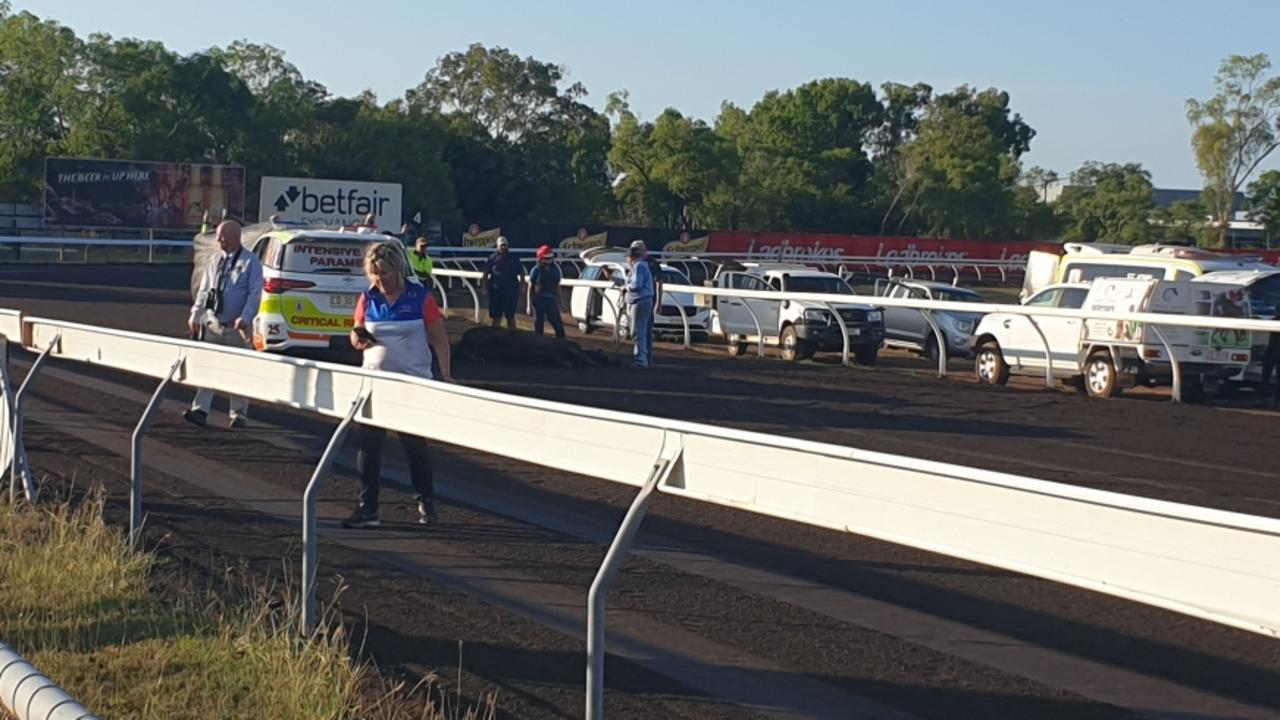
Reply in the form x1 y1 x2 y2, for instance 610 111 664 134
1062 242 1134 255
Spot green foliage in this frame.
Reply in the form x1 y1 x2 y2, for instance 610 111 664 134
1057 162 1155 245
1150 199 1214 245
1 5 1068 238
0 7 85 198
1187 53 1280 246
1247 169 1280 237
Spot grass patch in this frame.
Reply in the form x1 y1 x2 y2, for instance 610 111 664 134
0 490 495 720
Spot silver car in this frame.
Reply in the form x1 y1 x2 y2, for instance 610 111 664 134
875 279 986 360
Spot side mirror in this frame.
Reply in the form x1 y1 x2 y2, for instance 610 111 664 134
782 300 790 310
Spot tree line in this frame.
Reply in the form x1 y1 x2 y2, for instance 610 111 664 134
1 3 1277 245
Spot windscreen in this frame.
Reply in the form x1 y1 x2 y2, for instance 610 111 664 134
661 268 691 284
934 288 984 303
1247 275 1280 318
787 276 853 294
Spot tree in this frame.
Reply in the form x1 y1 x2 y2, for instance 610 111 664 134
407 44 609 223
1187 53 1280 246
707 78 884 233
607 95 735 229
1150 199 1212 245
1009 168 1063 240
1022 166 1060 202
1247 169 1280 239
870 82 932 233
408 44 585 142
1057 162 1155 245
0 7 85 199
883 86 1033 237
896 100 1020 238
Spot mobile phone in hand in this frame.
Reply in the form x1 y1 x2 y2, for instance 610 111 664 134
353 327 377 344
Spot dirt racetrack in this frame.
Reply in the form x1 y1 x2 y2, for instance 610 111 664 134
3 263 1280 719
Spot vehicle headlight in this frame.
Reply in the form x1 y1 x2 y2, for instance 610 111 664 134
953 318 974 334
867 311 882 322
803 309 831 323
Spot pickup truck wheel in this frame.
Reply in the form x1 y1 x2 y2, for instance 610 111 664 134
1084 351 1119 398
1181 379 1206 404
854 346 879 366
727 337 748 356
974 343 1010 386
925 335 945 363
780 325 814 361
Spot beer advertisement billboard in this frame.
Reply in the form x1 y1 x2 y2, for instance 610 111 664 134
44 158 246 230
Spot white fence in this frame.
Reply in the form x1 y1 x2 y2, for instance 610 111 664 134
1 234 1027 284
429 268 1278 400
2 305 1280 718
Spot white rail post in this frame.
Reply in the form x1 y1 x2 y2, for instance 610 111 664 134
129 357 184 551
429 274 450 316
302 388 370 636
1150 325 1182 402
456 277 480 324
0 640 98 720
0 348 13 493
585 434 682 720
738 300 766 358
663 291 692 350
10 334 60 504
922 310 948 378
1024 317 1056 389
822 302 852 366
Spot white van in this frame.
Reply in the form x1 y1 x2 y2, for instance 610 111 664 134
1021 244 1273 302
974 277 1251 400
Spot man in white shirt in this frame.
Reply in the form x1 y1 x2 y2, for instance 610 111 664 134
185 221 263 429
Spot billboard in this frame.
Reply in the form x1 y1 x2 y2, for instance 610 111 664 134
44 158 245 230
259 176 402 230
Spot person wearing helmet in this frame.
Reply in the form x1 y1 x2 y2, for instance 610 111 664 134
625 240 656 368
529 245 565 339
481 236 525 330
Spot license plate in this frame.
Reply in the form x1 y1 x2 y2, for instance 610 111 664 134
848 328 861 336
329 294 357 309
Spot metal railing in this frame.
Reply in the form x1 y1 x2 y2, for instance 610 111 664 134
0 641 97 720
3 308 1280 719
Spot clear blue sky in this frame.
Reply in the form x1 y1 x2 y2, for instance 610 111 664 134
15 0 1280 188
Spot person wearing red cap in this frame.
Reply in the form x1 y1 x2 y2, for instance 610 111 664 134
529 245 565 338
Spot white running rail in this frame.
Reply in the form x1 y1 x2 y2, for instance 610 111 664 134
3 305 1280 718
0 642 97 720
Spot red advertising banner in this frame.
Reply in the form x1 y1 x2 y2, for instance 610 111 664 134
704 231 1060 264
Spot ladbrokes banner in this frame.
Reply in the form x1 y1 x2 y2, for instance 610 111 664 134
705 231 1060 264
44 158 246 230
434 221 1059 261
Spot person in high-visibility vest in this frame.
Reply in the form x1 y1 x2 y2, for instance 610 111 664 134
409 236 433 278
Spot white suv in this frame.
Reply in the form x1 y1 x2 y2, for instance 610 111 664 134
972 279 1250 400
709 264 885 365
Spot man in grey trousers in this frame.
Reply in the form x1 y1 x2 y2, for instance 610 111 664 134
185 221 263 429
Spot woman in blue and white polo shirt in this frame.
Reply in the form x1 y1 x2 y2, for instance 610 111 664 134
343 241 453 529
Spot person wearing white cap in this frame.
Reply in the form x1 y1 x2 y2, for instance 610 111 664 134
624 240 656 368
481 236 525 329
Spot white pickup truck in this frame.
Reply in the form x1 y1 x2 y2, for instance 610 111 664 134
707 264 885 365
971 278 1251 401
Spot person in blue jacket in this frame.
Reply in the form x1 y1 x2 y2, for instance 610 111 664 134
624 240 655 368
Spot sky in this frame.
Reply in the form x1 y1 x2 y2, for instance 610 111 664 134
14 0 1280 189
